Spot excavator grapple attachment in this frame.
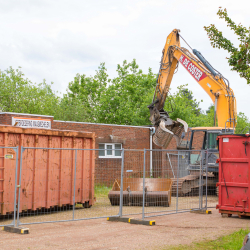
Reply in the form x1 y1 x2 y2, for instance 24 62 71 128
153 118 188 148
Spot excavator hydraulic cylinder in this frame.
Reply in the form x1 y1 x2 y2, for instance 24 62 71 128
193 49 217 77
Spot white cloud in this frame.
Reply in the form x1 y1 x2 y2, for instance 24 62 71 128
0 0 249 118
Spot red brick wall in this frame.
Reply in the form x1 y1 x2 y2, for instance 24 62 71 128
0 113 151 186
52 120 149 149
191 131 205 150
53 121 151 185
0 113 206 184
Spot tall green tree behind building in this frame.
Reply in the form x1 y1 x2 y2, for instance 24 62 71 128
0 62 249 131
0 67 60 116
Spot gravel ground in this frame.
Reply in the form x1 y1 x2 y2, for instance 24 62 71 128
0 195 217 225
1 206 250 250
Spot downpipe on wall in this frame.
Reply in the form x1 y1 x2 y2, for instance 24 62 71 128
150 127 155 178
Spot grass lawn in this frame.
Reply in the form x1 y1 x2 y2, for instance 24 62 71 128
94 184 112 199
165 229 250 250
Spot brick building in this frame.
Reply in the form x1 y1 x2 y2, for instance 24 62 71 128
0 112 155 185
0 112 205 183
0 112 151 148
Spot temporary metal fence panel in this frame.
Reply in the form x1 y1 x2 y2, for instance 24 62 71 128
166 152 189 178
116 149 146 217
1 146 218 227
0 146 19 227
107 148 217 219
16 147 124 226
142 149 218 218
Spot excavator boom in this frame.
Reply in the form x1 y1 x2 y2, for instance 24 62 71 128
149 29 237 148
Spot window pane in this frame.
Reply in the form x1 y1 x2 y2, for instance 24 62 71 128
99 144 105 156
190 154 200 164
107 145 112 155
208 133 219 149
115 144 121 156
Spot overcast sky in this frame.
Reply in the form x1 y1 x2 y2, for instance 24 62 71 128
0 0 249 118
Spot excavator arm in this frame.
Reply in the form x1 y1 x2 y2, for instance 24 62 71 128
148 29 237 148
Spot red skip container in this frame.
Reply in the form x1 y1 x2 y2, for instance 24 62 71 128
0 125 95 215
216 134 250 217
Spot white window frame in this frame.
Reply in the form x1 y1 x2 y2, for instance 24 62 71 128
98 143 122 158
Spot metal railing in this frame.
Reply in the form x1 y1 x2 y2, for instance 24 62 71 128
0 146 19 227
0 147 218 227
119 149 217 219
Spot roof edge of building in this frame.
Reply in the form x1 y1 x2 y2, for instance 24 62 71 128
0 112 54 118
54 120 152 129
0 112 153 129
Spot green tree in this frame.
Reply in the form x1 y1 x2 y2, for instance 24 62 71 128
56 96 90 122
60 63 110 122
205 104 215 127
0 67 60 116
235 112 250 134
204 7 250 84
97 59 156 125
4 63 248 132
62 60 156 125
179 88 202 116
164 85 211 128
62 62 217 127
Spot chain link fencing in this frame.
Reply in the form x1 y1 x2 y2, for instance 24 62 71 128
16 147 125 226
141 149 218 218
109 149 217 219
0 147 218 227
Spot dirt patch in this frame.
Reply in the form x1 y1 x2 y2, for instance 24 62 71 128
1 207 250 250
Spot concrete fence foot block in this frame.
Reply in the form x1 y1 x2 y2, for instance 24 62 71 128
190 209 212 214
129 219 156 226
107 217 131 223
2 226 29 234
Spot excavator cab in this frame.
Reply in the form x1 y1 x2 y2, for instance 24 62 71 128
190 127 220 151
186 127 233 175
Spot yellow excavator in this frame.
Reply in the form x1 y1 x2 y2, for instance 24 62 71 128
148 29 237 196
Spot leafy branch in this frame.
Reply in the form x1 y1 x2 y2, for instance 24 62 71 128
204 7 250 84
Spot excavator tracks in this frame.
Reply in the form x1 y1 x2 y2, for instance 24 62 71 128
171 173 217 197
171 175 200 197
